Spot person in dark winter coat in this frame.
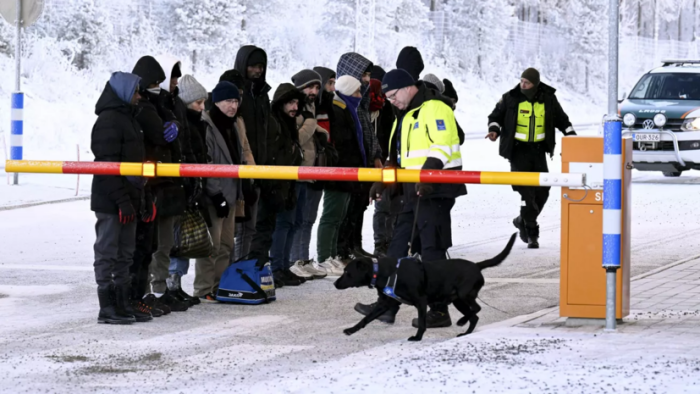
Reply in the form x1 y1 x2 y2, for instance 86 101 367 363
130 55 189 313
194 81 243 302
91 72 153 325
232 46 272 262
315 76 365 275
166 73 209 306
368 71 399 258
249 83 304 288
335 53 382 262
442 78 458 109
147 56 198 306
486 68 576 249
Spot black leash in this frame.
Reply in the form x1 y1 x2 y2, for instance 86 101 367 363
408 197 421 256
477 296 508 314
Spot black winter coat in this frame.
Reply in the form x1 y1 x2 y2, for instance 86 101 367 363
376 101 396 161
488 83 573 160
324 97 366 194
90 82 145 214
234 46 272 166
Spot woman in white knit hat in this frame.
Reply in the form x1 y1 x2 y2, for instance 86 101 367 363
167 74 208 304
315 75 366 275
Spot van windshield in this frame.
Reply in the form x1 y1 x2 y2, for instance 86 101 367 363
629 73 700 100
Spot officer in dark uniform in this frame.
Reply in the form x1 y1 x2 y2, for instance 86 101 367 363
486 68 576 248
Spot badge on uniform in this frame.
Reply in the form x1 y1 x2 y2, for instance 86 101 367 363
436 119 446 131
414 122 419 129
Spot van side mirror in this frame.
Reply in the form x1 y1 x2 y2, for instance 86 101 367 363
618 91 627 103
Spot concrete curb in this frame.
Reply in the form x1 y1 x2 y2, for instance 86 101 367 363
482 253 700 330
0 196 89 211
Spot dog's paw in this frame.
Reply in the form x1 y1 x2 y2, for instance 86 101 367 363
343 328 356 336
407 336 422 342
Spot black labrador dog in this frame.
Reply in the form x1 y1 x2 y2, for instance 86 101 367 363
335 233 517 341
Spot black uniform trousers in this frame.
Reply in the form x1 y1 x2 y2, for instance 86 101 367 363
386 194 456 314
129 219 156 299
510 142 550 228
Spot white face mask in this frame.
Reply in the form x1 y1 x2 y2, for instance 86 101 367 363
147 87 161 95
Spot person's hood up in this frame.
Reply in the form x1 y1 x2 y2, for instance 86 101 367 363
371 65 386 81
396 46 424 81
155 54 182 92
313 66 336 87
96 72 141 115
442 78 458 103
234 45 268 82
132 56 166 90
336 52 373 81
272 83 305 109
219 69 246 90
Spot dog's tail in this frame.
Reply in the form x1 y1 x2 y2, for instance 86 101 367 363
477 233 517 271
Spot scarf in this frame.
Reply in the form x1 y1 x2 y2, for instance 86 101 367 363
337 92 366 165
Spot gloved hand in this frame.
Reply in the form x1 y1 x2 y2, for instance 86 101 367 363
118 201 136 224
415 183 433 197
142 202 157 223
369 182 386 202
211 193 229 218
301 111 315 121
163 121 179 143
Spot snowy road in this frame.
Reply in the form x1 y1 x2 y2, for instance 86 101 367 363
1 136 700 392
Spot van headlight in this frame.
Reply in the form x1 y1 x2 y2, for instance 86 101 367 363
653 114 667 128
623 113 636 127
681 117 700 131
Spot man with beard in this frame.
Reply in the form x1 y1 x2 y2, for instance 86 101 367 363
249 84 304 287
232 46 271 261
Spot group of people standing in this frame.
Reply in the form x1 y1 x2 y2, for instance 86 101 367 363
90 43 574 329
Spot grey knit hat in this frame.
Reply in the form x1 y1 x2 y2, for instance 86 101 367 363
422 73 445 94
178 74 208 105
292 69 322 89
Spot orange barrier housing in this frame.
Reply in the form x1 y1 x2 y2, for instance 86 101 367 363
560 136 631 319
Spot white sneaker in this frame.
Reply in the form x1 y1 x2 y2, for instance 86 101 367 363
300 260 328 279
320 258 345 276
310 260 331 276
290 261 314 280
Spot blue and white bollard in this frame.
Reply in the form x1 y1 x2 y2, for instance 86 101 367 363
11 92 23 185
603 116 622 330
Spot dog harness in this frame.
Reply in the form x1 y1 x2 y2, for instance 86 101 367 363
369 258 379 289
383 257 414 306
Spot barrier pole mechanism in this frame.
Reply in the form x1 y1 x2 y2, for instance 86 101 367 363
11 0 22 185
4 161 587 188
603 0 621 332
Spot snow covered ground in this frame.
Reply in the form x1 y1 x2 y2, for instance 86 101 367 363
1 135 700 393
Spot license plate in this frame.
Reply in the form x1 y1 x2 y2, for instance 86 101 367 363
633 133 661 142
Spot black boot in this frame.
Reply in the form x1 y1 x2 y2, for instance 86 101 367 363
513 216 527 244
526 225 540 249
97 286 134 324
167 273 200 306
373 242 388 258
354 302 398 324
159 290 189 312
116 284 152 322
352 247 376 258
412 309 452 328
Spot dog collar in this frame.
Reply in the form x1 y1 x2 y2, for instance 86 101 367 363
369 258 379 289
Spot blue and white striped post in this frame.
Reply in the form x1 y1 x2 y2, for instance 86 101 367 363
10 92 23 185
603 117 622 330
604 0 621 331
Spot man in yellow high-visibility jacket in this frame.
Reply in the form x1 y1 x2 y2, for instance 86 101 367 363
356 69 466 329
486 68 576 249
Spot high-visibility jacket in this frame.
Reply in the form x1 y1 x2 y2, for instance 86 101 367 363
515 101 546 142
390 99 462 170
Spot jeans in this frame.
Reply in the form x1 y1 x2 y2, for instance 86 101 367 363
233 188 260 261
270 183 304 272
316 190 351 262
291 184 323 262
169 257 189 276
